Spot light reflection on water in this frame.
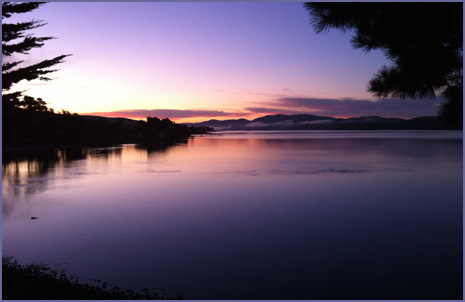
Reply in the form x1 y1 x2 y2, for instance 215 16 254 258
2 131 463 299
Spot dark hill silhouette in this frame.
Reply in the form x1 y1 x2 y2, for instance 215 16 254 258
253 114 338 124
2 107 213 150
184 114 461 131
192 118 250 129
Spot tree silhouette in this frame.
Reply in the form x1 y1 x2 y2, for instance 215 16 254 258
304 3 463 124
2 2 71 111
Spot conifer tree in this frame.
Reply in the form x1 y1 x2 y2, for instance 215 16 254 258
2 2 71 111
304 3 463 124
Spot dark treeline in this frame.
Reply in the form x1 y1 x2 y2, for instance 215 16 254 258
3 105 213 150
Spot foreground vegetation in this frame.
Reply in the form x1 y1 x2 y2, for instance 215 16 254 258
2 257 183 300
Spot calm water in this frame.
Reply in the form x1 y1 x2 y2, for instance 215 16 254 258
2 130 463 299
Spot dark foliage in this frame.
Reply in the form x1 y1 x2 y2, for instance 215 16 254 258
2 2 44 18
187 125 215 134
3 107 210 149
146 117 190 140
3 55 71 91
2 2 71 105
2 257 183 300
304 3 463 125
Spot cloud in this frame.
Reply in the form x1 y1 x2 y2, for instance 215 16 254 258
245 120 294 128
244 118 334 128
282 88 295 94
244 107 304 115
85 109 241 120
84 96 442 123
302 119 333 124
262 97 441 118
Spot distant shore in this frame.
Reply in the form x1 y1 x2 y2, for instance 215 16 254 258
185 114 462 131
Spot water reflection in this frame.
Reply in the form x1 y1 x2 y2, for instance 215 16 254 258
2 141 187 201
2 131 462 299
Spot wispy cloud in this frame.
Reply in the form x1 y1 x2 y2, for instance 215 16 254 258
84 96 441 122
85 109 243 120
259 97 441 118
244 107 305 115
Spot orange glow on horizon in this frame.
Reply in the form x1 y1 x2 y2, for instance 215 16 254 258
81 111 261 124
80 110 407 124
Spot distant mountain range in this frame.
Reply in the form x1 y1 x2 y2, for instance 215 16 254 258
184 114 460 131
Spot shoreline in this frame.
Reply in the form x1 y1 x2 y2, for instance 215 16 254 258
2 257 183 300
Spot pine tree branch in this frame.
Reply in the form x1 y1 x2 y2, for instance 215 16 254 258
2 20 47 42
2 2 46 19
2 36 55 57
2 54 72 90
2 61 24 72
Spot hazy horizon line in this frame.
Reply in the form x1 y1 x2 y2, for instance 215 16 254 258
83 96 441 123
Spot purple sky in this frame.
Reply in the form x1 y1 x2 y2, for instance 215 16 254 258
8 2 441 122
